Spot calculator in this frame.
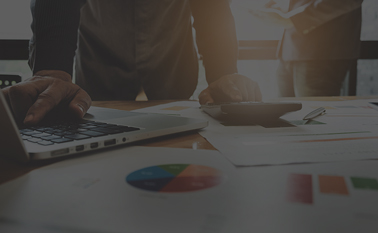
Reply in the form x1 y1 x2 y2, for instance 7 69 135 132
201 102 302 123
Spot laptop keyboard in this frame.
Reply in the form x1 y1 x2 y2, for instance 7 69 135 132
19 120 140 146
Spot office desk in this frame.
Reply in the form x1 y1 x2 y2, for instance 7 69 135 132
2 97 378 232
0 100 215 185
1 95 376 185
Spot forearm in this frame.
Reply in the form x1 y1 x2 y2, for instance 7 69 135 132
29 0 86 77
190 0 238 85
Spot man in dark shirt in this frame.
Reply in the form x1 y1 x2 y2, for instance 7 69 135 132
2 0 262 125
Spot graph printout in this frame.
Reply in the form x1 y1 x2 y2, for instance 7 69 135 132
286 174 378 205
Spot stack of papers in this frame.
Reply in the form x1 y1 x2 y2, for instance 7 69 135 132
133 99 378 166
2 98 378 232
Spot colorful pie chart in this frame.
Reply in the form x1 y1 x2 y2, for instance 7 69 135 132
126 164 225 193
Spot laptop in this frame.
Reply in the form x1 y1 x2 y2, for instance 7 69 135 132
0 90 208 162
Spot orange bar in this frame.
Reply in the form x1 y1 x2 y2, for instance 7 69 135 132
318 175 349 195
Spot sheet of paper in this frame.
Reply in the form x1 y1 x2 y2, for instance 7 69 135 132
131 101 248 135
133 100 378 137
132 100 378 166
231 160 378 232
132 101 310 136
206 131 378 166
1 147 378 232
204 99 378 166
282 99 378 119
0 146 238 233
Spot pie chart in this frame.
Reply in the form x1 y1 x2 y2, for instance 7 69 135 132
126 164 225 193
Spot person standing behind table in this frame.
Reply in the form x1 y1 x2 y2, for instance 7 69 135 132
2 0 262 126
251 0 364 97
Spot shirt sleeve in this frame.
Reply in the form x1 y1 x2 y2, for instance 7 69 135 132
288 0 364 35
29 0 86 76
190 0 238 85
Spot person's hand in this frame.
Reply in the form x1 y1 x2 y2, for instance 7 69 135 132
198 74 262 105
250 7 294 29
2 70 92 126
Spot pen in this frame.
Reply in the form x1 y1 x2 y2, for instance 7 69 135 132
303 107 326 120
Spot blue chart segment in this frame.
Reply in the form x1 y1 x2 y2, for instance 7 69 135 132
126 164 224 193
126 166 175 181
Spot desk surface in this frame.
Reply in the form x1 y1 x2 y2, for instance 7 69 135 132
3 96 378 233
1 96 377 185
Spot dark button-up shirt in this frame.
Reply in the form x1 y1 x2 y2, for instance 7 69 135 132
29 0 238 100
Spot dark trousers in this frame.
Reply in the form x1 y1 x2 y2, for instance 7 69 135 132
276 59 354 97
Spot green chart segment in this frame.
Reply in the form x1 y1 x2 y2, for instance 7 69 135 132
126 164 224 193
351 177 378 190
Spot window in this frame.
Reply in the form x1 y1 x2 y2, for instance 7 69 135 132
357 0 378 96
231 0 283 100
0 0 31 40
0 0 32 81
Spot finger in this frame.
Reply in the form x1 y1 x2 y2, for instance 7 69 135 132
24 82 72 125
219 79 243 102
68 89 92 118
246 80 263 102
8 82 40 121
198 89 214 105
234 79 250 101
